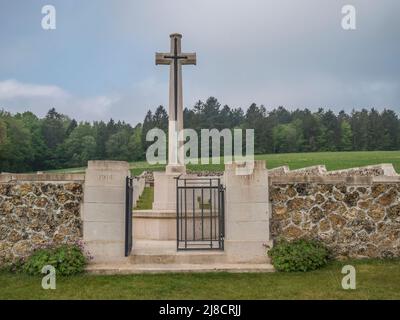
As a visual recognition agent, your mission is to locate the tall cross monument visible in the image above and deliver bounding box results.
[156,33,196,173]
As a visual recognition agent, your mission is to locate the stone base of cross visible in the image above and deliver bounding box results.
[166,163,186,175]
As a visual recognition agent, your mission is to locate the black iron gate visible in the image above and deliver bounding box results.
[176,177,225,250]
[125,176,133,256]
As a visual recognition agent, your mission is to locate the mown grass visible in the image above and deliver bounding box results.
[46,151,400,176]
[134,187,154,210]
[1,259,399,300]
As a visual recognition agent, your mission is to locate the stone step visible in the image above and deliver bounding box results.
[132,240,179,254]
[130,251,227,265]
[131,240,228,264]
[87,263,275,275]
[130,240,271,265]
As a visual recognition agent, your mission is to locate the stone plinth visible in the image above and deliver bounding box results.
[166,164,186,175]
[133,210,176,240]
[224,161,271,263]
[152,171,181,210]
[83,161,130,262]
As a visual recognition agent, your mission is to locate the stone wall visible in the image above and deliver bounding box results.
[2,162,400,265]
[270,176,400,259]
[0,174,84,264]
[325,164,398,177]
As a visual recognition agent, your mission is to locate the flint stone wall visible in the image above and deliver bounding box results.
[0,174,84,264]
[270,176,400,259]
[2,163,400,265]
[325,164,398,177]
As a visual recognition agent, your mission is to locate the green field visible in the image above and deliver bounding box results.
[48,151,400,176]
[1,259,399,300]
[134,187,154,210]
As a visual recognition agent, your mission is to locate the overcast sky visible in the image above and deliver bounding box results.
[0,0,399,124]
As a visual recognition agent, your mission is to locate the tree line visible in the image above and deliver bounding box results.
[1,97,399,172]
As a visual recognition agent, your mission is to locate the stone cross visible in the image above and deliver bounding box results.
[156,33,196,172]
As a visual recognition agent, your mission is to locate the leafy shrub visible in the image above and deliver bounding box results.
[22,244,89,276]
[268,239,329,272]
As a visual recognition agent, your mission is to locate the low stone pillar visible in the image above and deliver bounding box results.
[152,171,182,211]
[224,161,271,263]
[82,161,130,262]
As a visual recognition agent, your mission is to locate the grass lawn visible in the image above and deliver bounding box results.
[134,187,154,210]
[45,151,400,176]
[1,259,399,300]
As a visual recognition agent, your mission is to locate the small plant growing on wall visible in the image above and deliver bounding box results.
[268,239,330,272]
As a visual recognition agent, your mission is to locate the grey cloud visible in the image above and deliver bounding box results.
[1,0,399,123]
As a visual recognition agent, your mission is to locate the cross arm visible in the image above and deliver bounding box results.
[155,52,171,65]
[181,53,197,65]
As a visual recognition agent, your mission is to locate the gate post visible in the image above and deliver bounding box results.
[82,161,130,262]
[224,161,271,263]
